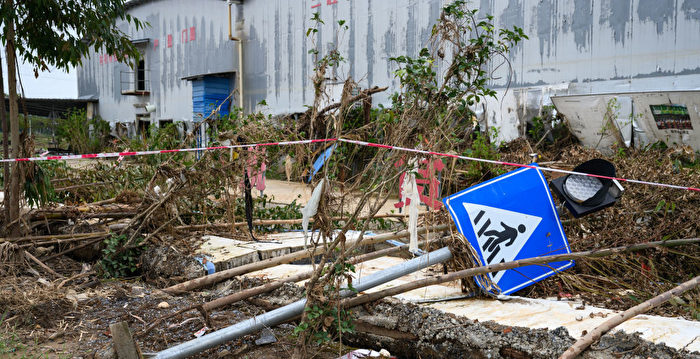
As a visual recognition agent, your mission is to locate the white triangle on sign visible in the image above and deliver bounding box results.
[463,203,542,282]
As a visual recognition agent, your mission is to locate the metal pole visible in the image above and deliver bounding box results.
[154,246,453,359]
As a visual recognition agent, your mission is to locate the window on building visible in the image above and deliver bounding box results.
[136,59,146,91]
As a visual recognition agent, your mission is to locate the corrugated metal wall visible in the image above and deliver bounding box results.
[77,0,700,142]
[77,0,237,131]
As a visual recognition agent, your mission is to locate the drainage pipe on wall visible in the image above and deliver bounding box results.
[227,0,244,110]
[153,246,454,359]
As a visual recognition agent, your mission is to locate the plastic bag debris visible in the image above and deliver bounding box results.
[401,172,420,253]
[193,326,208,338]
[337,348,394,359]
[301,178,325,247]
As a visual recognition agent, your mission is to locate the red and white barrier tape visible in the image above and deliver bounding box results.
[1,136,697,192]
[338,138,700,193]
[0,138,336,163]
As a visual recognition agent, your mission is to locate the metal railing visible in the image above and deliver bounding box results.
[120,70,151,95]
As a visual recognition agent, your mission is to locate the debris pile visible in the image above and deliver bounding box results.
[1,1,698,358]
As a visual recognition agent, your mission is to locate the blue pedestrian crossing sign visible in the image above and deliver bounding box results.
[443,164,574,295]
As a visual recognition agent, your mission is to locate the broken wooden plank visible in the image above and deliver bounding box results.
[109,321,142,359]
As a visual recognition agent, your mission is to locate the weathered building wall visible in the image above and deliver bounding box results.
[78,0,700,148]
[77,0,237,132]
[242,0,700,146]
[480,0,700,145]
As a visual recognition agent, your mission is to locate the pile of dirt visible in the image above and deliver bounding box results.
[140,245,204,283]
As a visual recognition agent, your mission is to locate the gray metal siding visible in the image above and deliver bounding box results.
[77,0,236,127]
[77,0,700,141]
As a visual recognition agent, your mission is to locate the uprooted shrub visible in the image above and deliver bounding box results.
[292,2,527,357]
[97,233,145,278]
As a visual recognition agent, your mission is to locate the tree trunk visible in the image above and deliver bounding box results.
[4,23,21,236]
[0,53,9,229]
[5,12,21,237]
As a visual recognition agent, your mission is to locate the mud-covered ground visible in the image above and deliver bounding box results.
[0,274,345,358]
[1,267,698,359]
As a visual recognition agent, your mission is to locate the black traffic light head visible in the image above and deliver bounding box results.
[551,159,623,218]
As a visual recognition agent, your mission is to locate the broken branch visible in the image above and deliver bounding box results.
[23,250,63,278]
[559,275,700,359]
[341,237,700,309]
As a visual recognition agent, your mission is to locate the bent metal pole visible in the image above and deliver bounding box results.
[154,246,453,359]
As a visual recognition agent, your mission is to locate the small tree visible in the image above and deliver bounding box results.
[1,0,144,236]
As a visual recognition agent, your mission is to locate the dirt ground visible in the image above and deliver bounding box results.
[1,141,699,358]
[2,272,697,359]
[0,274,347,359]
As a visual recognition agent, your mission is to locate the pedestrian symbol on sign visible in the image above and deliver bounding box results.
[464,203,543,282]
[443,165,572,295]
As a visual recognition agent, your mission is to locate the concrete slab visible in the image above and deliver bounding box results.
[249,256,700,352]
[197,236,259,271]
[198,231,376,272]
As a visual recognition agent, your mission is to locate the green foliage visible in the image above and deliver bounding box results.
[528,105,571,148]
[98,234,144,278]
[462,128,504,182]
[654,199,676,215]
[294,304,355,345]
[528,116,545,139]
[3,1,145,72]
[390,1,527,114]
[0,328,23,355]
[23,162,57,208]
[294,260,356,344]
[56,110,111,154]
[306,12,346,69]
[148,123,181,151]
[234,195,303,233]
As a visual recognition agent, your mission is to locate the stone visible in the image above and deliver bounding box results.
[157,301,170,309]
[254,328,277,345]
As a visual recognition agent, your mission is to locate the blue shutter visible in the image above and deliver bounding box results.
[192,76,232,122]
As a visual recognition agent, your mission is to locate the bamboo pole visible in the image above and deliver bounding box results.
[162,224,450,294]
[141,243,411,336]
[2,231,109,243]
[173,212,421,231]
[559,275,700,359]
[19,234,108,248]
[341,237,700,309]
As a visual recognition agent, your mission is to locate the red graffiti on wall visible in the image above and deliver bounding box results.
[311,0,338,9]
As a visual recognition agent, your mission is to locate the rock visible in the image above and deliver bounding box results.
[254,328,277,345]
[157,301,170,309]
[95,346,116,359]
[378,349,391,357]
